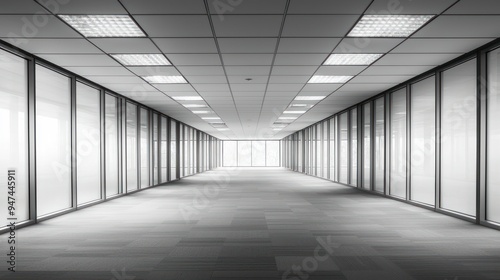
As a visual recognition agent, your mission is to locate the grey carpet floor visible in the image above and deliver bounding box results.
[1,167,500,280]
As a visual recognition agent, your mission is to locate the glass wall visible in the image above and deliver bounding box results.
[105,94,119,197]
[441,59,477,216]
[140,108,149,188]
[76,82,101,205]
[487,48,500,223]
[374,98,385,193]
[152,113,159,185]
[223,141,281,167]
[350,109,357,187]
[410,76,436,205]
[280,40,500,230]
[390,88,407,199]
[126,102,138,192]
[160,116,168,182]
[0,49,29,223]
[171,120,177,180]
[362,103,371,190]
[36,65,72,217]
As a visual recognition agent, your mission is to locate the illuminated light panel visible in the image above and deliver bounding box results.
[308,75,353,83]
[283,110,306,114]
[143,75,187,83]
[172,96,203,101]
[294,96,325,101]
[192,110,212,114]
[59,15,145,37]
[202,117,221,120]
[111,54,170,66]
[279,116,297,120]
[324,53,383,65]
[184,104,207,108]
[348,15,434,37]
[273,128,282,131]
[217,128,230,131]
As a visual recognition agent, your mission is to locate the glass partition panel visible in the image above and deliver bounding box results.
[339,113,348,184]
[140,108,149,188]
[441,59,477,216]
[266,141,280,167]
[374,98,385,193]
[171,120,177,180]
[363,103,371,189]
[76,82,101,204]
[390,88,407,199]
[487,48,500,223]
[350,109,358,186]
[238,141,252,166]
[252,141,266,166]
[105,94,119,197]
[223,141,237,166]
[126,102,138,192]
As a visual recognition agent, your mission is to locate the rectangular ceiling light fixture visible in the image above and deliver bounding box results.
[192,110,212,114]
[279,116,298,120]
[283,110,306,114]
[184,104,207,108]
[308,75,353,83]
[59,15,145,37]
[272,128,282,131]
[294,96,325,101]
[324,53,383,65]
[112,54,171,66]
[348,15,434,37]
[172,96,203,101]
[202,117,220,120]
[218,128,230,131]
[143,75,187,84]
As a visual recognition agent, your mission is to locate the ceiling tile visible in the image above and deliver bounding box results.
[14,39,101,54]
[349,75,413,84]
[392,38,494,53]
[218,38,278,53]
[168,54,221,65]
[155,84,196,92]
[288,0,371,14]
[84,76,145,84]
[89,38,159,53]
[209,0,287,15]
[192,84,231,92]
[134,15,213,37]
[274,53,328,66]
[414,15,500,38]
[277,38,341,53]
[121,0,207,14]
[37,54,120,67]
[271,66,317,75]
[269,76,310,84]
[0,0,50,14]
[231,84,267,91]
[154,38,218,53]
[267,84,304,91]
[359,65,434,76]
[228,76,269,84]
[225,66,271,75]
[366,0,456,14]
[212,15,283,37]
[65,66,135,76]
[302,84,343,92]
[445,0,500,14]
[282,15,359,37]
[44,0,127,14]
[185,76,228,83]
[0,15,80,38]
[374,53,460,66]
[222,54,274,65]
[177,66,225,75]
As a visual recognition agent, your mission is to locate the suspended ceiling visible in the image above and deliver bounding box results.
[1,0,499,139]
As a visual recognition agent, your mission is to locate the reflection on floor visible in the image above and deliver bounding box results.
[1,167,500,280]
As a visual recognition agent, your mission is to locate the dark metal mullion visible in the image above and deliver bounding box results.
[386,95,392,196]
[478,50,487,224]
[347,111,352,185]
[28,57,37,221]
[435,71,442,209]
[71,76,77,208]
[100,90,106,200]
[175,122,180,179]
[407,85,412,201]
[167,117,171,181]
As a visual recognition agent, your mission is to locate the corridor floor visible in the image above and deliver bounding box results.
[2,168,500,280]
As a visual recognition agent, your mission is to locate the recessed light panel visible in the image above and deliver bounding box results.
[112,54,170,66]
[348,15,434,37]
[143,76,187,84]
[202,117,221,120]
[283,110,306,114]
[324,54,383,65]
[192,110,211,114]
[294,96,325,101]
[308,75,353,83]
[218,128,229,131]
[172,96,203,101]
[279,116,297,120]
[184,104,207,108]
[59,15,145,37]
